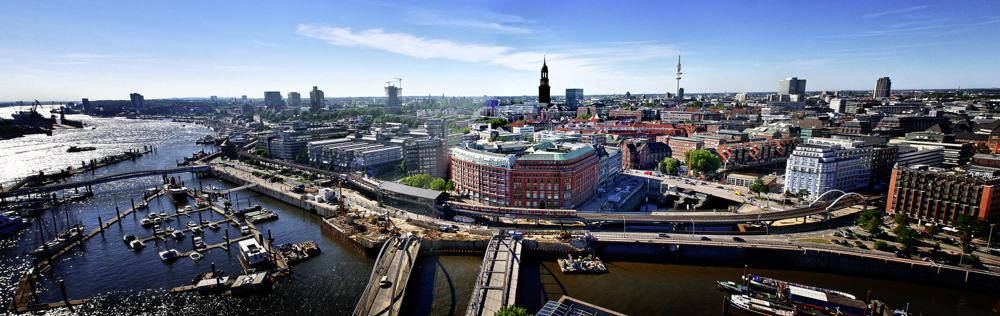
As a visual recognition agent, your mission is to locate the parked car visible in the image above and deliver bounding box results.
[700,236,711,241]
[988,249,1000,255]
[831,239,841,245]
[658,233,669,238]
[732,237,745,242]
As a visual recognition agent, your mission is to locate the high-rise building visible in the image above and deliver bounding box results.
[778,77,807,95]
[264,91,283,109]
[210,96,217,102]
[287,92,301,107]
[675,55,683,99]
[784,138,874,199]
[538,57,550,104]
[385,85,402,108]
[887,165,1000,225]
[241,95,248,103]
[129,93,144,114]
[309,86,325,112]
[566,88,583,106]
[874,77,891,99]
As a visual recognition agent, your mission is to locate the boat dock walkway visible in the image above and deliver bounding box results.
[178,235,253,257]
[353,235,421,316]
[465,234,522,316]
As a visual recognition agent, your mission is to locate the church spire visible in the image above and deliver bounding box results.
[538,56,550,104]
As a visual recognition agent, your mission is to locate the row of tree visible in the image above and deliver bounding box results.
[654,150,721,175]
[399,173,454,191]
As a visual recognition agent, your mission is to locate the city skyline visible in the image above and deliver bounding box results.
[2,1,999,101]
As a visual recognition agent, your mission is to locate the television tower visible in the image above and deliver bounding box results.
[675,54,682,99]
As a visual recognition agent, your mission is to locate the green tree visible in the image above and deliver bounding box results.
[893,212,910,228]
[658,157,680,175]
[858,209,885,237]
[952,214,988,237]
[254,125,272,132]
[493,306,532,316]
[295,147,310,164]
[399,159,407,174]
[797,189,810,201]
[961,231,974,255]
[682,149,720,174]
[873,240,890,251]
[445,179,455,191]
[925,224,939,236]
[895,227,920,253]
[401,174,434,188]
[749,179,770,196]
[429,178,447,191]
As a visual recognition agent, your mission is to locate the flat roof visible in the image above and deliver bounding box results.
[379,181,445,201]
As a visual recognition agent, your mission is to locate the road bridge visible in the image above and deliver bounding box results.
[0,165,210,199]
[353,235,421,316]
[466,234,521,316]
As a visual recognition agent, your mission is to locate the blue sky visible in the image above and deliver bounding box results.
[1,0,998,101]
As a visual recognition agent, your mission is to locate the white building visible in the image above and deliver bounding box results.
[511,126,535,140]
[784,138,874,199]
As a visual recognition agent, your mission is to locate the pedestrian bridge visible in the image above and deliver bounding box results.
[0,165,210,198]
[466,234,522,316]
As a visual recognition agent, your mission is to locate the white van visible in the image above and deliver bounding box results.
[380,276,391,287]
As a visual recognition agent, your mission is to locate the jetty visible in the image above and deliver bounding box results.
[465,234,522,316]
[353,234,421,316]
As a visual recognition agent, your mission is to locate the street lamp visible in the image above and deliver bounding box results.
[988,224,996,249]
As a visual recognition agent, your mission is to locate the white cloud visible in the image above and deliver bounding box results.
[253,40,280,47]
[296,24,539,70]
[410,9,532,33]
[862,6,930,19]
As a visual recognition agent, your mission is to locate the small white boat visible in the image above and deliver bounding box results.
[165,226,175,233]
[191,226,203,234]
[208,223,220,230]
[136,201,148,210]
[240,225,251,235]
[123,234,137,243]
[140,218,153,227]
[184,206,194,212]
[187,220,197,227]
[190,252,203,261]
[172,230,185,239]
[153,225,165,235]
[147,212,158,219]
[159,249,181,261]
[201,220,210,225]
[129,239,146,250]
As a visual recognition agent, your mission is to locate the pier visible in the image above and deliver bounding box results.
[353,235,421,316]
[465,234,522,316]
[0,165,210,199]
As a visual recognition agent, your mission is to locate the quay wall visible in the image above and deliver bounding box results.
[210,168,337,217]
[591,241,1000,293]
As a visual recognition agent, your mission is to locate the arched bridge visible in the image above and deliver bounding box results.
[1,165,210,198]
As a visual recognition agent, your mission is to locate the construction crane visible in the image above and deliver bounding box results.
[393,77,402,89]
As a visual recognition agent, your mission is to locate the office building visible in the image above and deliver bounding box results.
[538,58,551,104]
[897,146,945,168]
[264,125,349,160]
[210,96,217,102]
[386,85,402,108]
[784,138,873,199]
[287,92,301,107]
[450,142,600,209]
[241,95,247,103]
[778,77,807,95]
[264,91,283,109]
[887,165,1000,225]
[129,93,144,114]
[309,86,325,113]
[404,139,449,179]
[874,77,891,99]
[566,88,583,106]
[889,132,973,168]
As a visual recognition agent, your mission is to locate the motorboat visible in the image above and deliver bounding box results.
[165,226,175,233]
[140,218,154,227]
[208,223,220,230]
[123,234,137,243]
[129,239,146,250]
[193,237,207,248]
[201,220,210,225]
[68,192,93,201]
[136,201,148,210]
[240,225,251,235]
[148,212,158,219]
[172,230,185,240]
[144,188,158,197]
[184,206,194,213]
[0,214,31,237]
[159,249,181,261]
[158,211,167,217]
[190,252,203,261]
[154,225,165,235]
[187,220,198,227]
[191,226,203,234]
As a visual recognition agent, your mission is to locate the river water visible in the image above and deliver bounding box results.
[1,116,998,315]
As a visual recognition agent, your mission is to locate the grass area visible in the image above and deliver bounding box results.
[791,238,832,244]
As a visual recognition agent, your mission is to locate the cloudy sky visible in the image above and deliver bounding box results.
[1,0,998,101]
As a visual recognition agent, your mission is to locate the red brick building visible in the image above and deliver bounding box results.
[450,143,599,209]
[620,140,671,169]
[887,165,1000,225]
